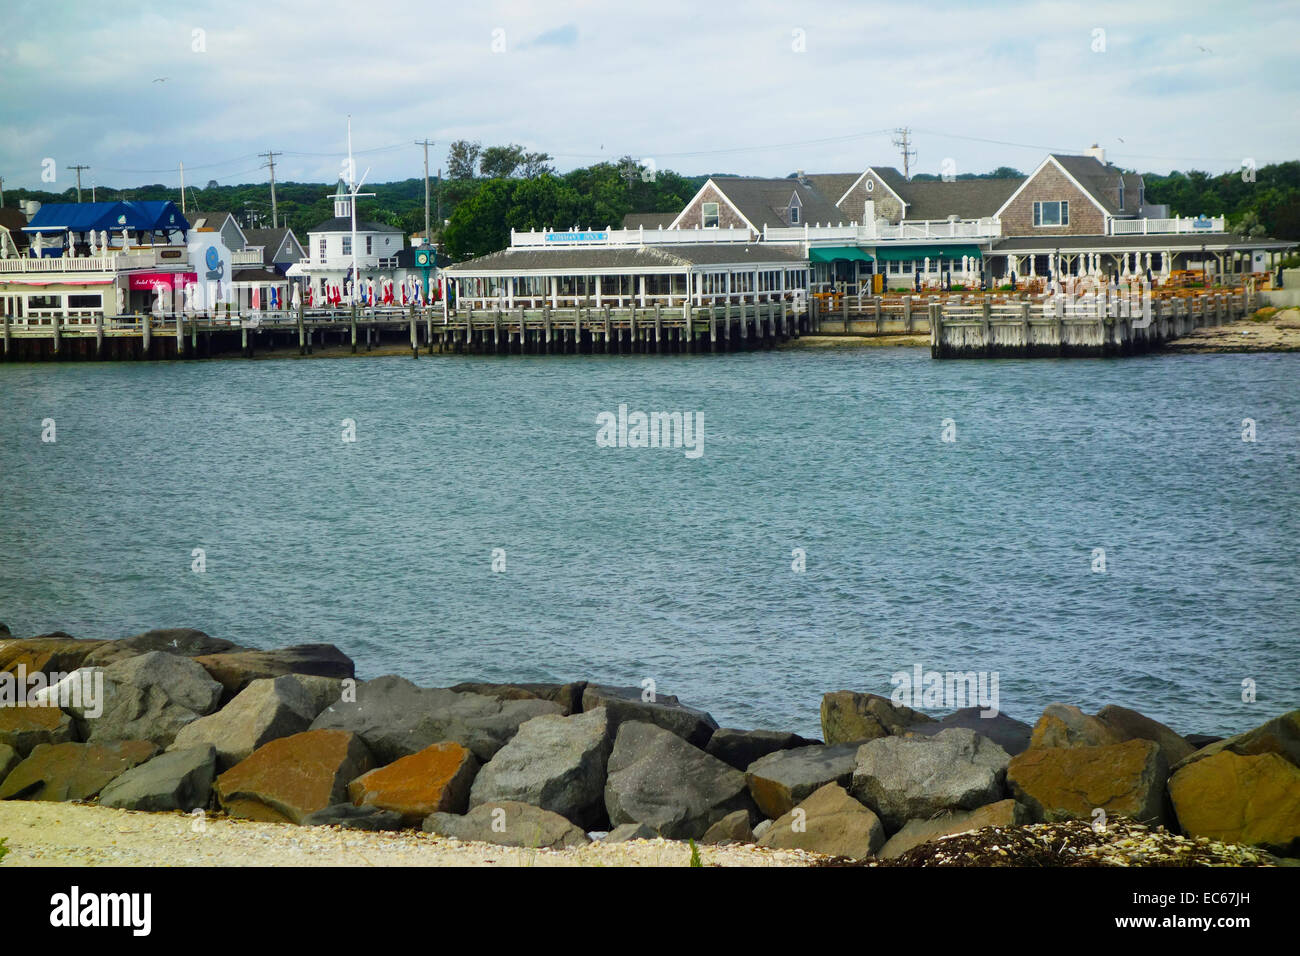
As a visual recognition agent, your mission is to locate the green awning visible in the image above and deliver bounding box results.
[873,244,984,261]
[809,246,873,263]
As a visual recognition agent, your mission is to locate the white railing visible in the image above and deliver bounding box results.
[295,255,402,270]
[1109,216,1226,235]
[765,218,1001,245]
[232,250,264,265]
[510,226,754,248]
[0,251,186,273]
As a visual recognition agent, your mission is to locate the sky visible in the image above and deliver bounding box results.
[2,0,1298,194]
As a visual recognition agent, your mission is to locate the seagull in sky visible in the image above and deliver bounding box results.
[152,76,168,83]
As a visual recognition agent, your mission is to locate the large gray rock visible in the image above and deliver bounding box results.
[303,803,405,831]
[879,799,1029,859]
[820,691,934,745]
[450,681,587,716]
[701,809,755,845]
[469,708,613,829]
[851,727,1011,831]
[745,743,860,819]
[758,783,886,859]
[309,675,563,764]
[97,745,217,812]
[51,652,223,748]
[604,822,658,843]
[604,721,754,840]
[83,628,242,667]
[581,684,718,748]
[169,675,328,770]
[904,707,1033,756]
[705,728,815,770]
[1096,705,1195,765]
[0,740,159,801]
[424,800,590,849]
[194,644,355,701]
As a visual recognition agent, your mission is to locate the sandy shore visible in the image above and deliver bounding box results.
[0,801,821,867]
[1164,308,1300,353]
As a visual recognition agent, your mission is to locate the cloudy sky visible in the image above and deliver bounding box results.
[3,0,1298,193]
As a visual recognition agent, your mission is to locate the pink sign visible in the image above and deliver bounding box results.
[127,271,197,291]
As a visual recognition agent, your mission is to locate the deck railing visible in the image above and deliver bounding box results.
[1108,216,1226,235]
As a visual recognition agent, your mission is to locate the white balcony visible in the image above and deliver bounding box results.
[765,218,1002,244]
[232,250,265,266]
[1108,216,1226,235]
[0,249,189,274]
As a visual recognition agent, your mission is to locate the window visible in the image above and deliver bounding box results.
[1118,182,1125,211]
[1033,201,1069,227]
[789,204,800,224]
[366,236,373,255]
[27,295,60,309]
[342,236,352,255]
[68,294,102,309]
[702,202,720,229]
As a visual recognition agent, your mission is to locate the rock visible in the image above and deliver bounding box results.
[214,729,374,824]
[1096,705,1194,764]
[309,675,562,764]
[1171,709,1300,773]
[169,675,326,770]
[879,799,1028,859]
[745,743,860,819]
[820,691,933,745]
[450,681,587,716]
[1007,739,1169,826]
[423,800,589,849]
[1029,703,1123,749]
[0,740,158,801]
[705,728,815,770]
[701,809,756,845]
[850,728,1010,831]
[302,803,404,831]
[581,684,718,748]
[57,652,224,748]
[752,819,773,840]
[0,623,9,638]
[604,720,754,839]
[347,741,479,824]
[0,635,108,676]
[903,707,1033,756]
[758,783,886,859]
[97,746,217,812]
[1168,750,1300,855]
[194,644,355,700]
[0,705,76,756]
[0,743,19,784]
[1185,734,1223,750]
[604,822,658,843]
[83,628,242,667]
[468,708,612,829]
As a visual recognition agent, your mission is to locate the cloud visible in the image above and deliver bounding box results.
[523,23,578,49]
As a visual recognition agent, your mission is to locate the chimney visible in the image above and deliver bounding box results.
[795,169,807,185]
[1084,144,1106,165]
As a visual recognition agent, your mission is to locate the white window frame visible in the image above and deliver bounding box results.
[1033,200,1069,227]
[701,202,720,229]
[789,204,800,224]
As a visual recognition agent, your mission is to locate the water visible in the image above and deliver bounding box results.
[1,348,1297,740]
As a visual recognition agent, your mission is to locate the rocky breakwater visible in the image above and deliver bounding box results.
[0,627,1295,863]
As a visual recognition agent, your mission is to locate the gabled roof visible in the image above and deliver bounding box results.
[1046,154,1141,216]
[444,242,808,274]
[244,227,303,263]
[190,210,238,231]
[703,177,844,229]
[802,173,860,206]
[621,212,678,229]
[892,177,1025,220]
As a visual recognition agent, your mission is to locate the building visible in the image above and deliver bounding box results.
[189,211,247,253]
[243,227,307,275]
[290,180,405,300]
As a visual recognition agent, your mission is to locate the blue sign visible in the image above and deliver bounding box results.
[1192,216,1213,230]
[545,231,608,243]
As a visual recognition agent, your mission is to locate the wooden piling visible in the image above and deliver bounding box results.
[175,312,184,357]
[95,312,104,358]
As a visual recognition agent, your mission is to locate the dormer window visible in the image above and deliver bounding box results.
[702,202,720,229]
[1118,182,1125,211]
[789,204,800,224]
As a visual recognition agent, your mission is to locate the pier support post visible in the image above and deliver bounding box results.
[654,305,662,354]
[297,298,307,355]
[241,323,248,357]
[95,312,104,358]
[2,309,9,360]
[930,303,943,358]
[51,317,60,357]
[426,307,434,354]
[409,304,419,359]
[175,312,184,357]
[142,315,151,358]
[350,305,358,353]
[544,307,552,354]
[493,310,501,354]
[604,308,612,354]
[874,296,883,334]
[903,296,912,333]
[710,310,718,352]
[981,298,992,357]
[1020,301,1031,352]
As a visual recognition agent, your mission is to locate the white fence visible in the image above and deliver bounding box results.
[1109,216,1226,235]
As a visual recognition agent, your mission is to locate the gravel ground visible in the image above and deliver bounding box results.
[0,802,821,867]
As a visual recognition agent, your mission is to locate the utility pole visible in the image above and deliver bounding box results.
[179,161,186,213]
[259,150,281,228]
[415,139,435,244]
[67,164,91,202]
[436,167,443,238]
[0,176,5,207]
[891,128,916,180]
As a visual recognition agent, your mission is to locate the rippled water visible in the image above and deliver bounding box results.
[2,347,1297,739]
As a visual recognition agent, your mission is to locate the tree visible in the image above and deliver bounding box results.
[446,140,482,180]
[480,144,526,179]
[443,178,516,259]
[520,151,555,178]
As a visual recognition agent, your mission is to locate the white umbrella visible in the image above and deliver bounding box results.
[33,233,43,255]
[292,283,301,310]
[115,286,125,313]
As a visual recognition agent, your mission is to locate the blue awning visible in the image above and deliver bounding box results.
[24,200,190,234]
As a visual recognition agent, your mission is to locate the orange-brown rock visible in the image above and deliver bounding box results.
[1168,750,1300,854]
[0,705,76,756]
[0,739,158,801]
[1029,703,1123,749]
[1007,739,1169,825]
[347,742,479,823]
[214,729,373,824]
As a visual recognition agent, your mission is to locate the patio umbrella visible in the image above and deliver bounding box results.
[292,284,301,310]
[270,286,279,310]
[252,286,261,311]
[115,286,125,312]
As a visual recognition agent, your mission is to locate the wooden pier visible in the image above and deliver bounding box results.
[0,301,808,362]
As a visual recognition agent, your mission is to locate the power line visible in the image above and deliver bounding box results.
[415,139,434,241]
[66,163,90,202]
[259,150,282,228]
[891,128,916,179]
